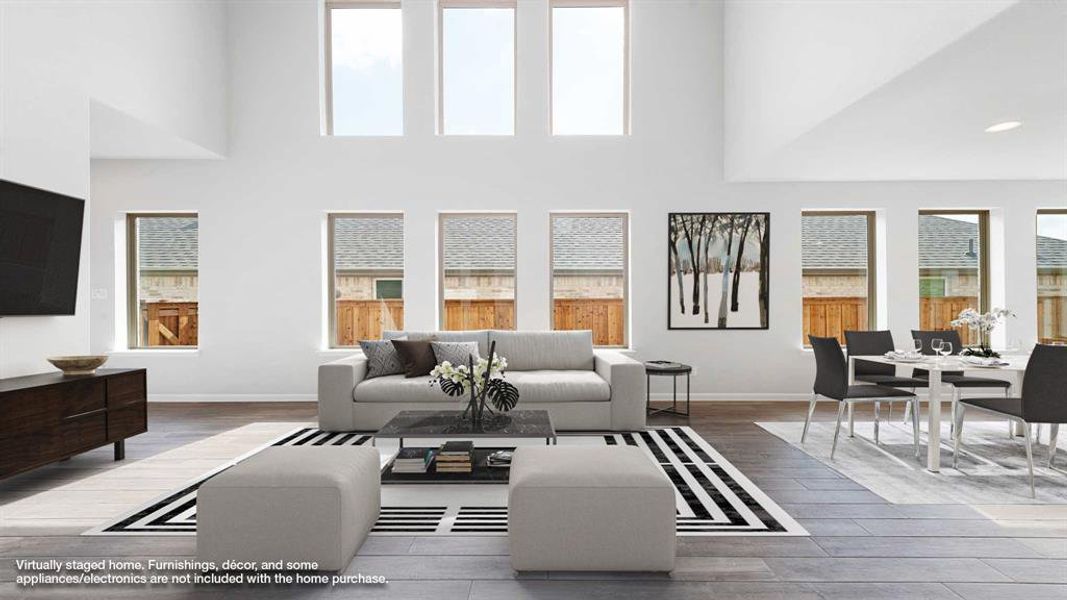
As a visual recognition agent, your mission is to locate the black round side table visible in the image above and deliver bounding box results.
[644,361,692,418]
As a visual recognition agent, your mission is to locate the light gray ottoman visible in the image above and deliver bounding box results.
[508,445,676,572]
[197,445,380,572]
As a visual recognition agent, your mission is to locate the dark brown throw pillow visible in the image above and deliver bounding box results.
[391,339,438,378]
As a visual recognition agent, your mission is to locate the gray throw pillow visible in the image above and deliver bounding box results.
[360,338,406,379]
[431,341,481,367]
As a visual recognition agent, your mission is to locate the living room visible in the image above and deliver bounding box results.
[1,0,1065,598]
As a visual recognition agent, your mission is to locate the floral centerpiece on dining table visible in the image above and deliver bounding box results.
[950,307,1014,358]
[429,341,519,427]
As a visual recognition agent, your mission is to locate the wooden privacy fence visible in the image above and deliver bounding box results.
[442,299,515,331]
[141,301,198,346]
[554,298,625,346]
[336,299,405,346]
[1038,296,1067,344]
[802,297,868,345]
[803,296,987,346]
[334,298,626,346]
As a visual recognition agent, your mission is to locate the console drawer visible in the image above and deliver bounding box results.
[61,413,108,455]
[107,372,146,408]
[108,403,147,442]
[62,380,106,418]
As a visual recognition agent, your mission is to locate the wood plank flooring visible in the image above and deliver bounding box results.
[1,401,1064,599]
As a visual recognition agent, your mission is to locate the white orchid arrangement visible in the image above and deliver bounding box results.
[429,341,519,423]
[950,307,1014,335]
[429,354,509,394]
[950,307,1014,357]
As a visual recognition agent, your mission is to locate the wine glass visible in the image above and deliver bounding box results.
[940,341,954,360]
[913,339,924,355]
[932,338,944,363]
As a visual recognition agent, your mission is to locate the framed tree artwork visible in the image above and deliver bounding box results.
[668,212,769,330]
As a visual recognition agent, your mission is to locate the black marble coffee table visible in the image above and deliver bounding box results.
[375,410,556,484]
[374,409,557,447]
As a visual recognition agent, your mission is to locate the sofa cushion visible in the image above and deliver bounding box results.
[354,370,610,404]
[355,375,460,403]
[489,331,594,371]
[385,330,490,357]
[391,339,438,378]
[359,339,405,379]
[503,371,609,403]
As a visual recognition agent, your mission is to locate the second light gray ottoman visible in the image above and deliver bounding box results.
[508,445,676,572]
[197,445,380,572]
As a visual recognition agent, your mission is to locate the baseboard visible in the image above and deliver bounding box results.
[648,393,811,402]
[149,394,316,403]
[151,392,950,403]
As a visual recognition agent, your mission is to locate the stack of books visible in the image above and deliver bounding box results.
[435,441,474,473]
[392,447,434,474]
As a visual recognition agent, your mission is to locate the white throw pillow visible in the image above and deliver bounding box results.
[431,341,481,367]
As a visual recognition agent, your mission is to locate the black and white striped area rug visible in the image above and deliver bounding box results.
[88,426,805,537]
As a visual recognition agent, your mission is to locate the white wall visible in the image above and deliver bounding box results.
[0,0,226,378]
[0,2,91,379]
[89,0,1067,400]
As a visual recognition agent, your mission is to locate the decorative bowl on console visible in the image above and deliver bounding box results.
[47,355,109,376]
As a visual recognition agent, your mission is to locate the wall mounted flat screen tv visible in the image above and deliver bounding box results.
[0,179,85,315]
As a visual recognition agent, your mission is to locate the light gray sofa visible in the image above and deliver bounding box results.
[318,330,646,431]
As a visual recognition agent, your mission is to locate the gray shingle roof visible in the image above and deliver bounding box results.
[552,215,625,271]
[138,213,1067,273]
[800,214,868,270]
[138,216,198,271]
[803,214,1067,270]
[333,216,404,271]
[441,215,516,272]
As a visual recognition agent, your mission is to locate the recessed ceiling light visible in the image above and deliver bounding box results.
[985,121,1022,133]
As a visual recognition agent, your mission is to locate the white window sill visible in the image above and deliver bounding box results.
[109,348,200,356]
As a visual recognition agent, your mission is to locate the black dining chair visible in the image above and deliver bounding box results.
[953,344,1067,498]
[844,330,930,389]
[912,329,1013,434]
[805,336,921,459]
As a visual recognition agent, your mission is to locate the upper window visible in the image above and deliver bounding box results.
[329,214,405,346]
[439,213,516,330]
[801,212,875,345]
[327,1,403,136]
[551,213,628,346]
[551,0,628,135]
[918,211,988,345]
[440,0,515,135]
[1037,210,1067,344]
[127,214,198,348]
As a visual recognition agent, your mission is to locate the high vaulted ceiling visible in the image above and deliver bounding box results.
[724,0,1067,181]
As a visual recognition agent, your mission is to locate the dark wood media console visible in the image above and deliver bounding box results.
[0,368,147,480]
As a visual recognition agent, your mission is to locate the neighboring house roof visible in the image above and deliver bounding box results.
[137,216,198,271]
[800,214,869,270]
[802,214,1067,270]
[441,215,517,272]
[552,216,625,272]
[333,216,404,271]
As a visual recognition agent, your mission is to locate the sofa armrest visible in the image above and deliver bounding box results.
[318,354,368,431]
[594,350,647,430]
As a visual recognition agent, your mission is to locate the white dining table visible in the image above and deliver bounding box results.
[849,354,1029,472]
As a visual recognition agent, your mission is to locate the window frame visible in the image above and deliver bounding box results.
[324,0,404,137]
[549,0,630,136]
[918,209,990,316]
[126,212,199,350]
[327,212,405,348]
[548,211,629,348]
[437,211,519,331]
[437,0,518,136]
[800,210,877,346]
[1035,208,1067,343]
[373,277,404,300]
